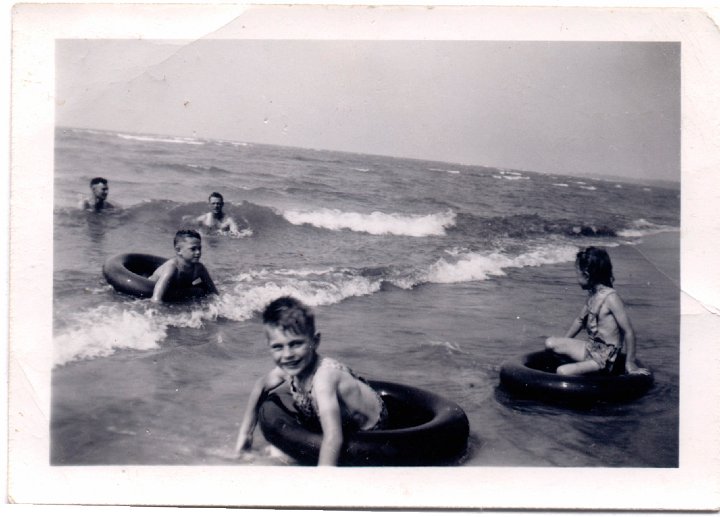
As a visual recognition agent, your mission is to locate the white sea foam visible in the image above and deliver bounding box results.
[444,246,470,257]
[579,185,597,191]
[427,340,464,352]
[233,267,335,283]
[218,276,382,321]
[553,183,569,187]
[53,306,168,366]
[617,218,678,238]
[494,172,528,181]
[116,133,205,145]
[423,244,578,284]
[53,300,227,366]
[283,208,456,237]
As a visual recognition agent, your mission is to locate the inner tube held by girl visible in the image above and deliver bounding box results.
[258,380,470,466]
[499,349,654,404]
[102,253,208,302]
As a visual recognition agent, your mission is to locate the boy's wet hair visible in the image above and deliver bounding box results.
[208,192,224,202]
[263,296,316,338]
[576,246,614,288]
[174,229,202,247]
[89,177,108,187]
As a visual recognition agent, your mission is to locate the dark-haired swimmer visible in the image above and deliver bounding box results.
[194,192,248,236]
[79,177,115,212]
[148,229,218,303]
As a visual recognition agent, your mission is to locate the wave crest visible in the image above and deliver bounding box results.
[617,219,678,238]
[116,133,205,145]
[423,245,578,284]
[54,306,167,366]
[283,208,456,237]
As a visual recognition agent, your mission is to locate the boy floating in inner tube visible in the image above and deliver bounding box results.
[545,247,650,376]
[235,296,387,466]
[149,229,218,303]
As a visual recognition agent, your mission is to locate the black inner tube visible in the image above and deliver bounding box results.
[258,380,470,466]
[499,350,654,405]
[102,253,208,301]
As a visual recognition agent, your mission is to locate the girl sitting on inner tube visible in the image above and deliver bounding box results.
[234,296,388,466]
[545,247,650,376]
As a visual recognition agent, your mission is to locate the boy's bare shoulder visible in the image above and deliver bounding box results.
[315,362,344,385]
[157,258,179,275]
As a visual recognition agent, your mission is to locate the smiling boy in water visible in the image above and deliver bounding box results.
[79,177,115,212]
[545,247,649,376]
[149,229,218,303]
[194,192,248,236]
[235,296,387,466]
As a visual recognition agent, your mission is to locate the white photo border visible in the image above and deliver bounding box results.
[8,3,720,510]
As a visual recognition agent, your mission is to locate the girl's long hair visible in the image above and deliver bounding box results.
[576,247,614,288]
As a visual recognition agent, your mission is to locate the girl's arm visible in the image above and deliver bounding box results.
[564,306,587,338]
[606,294,649,375]
[235,369,285,454]
[313,372,344,466]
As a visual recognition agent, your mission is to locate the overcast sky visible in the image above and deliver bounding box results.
[56,39,680,182]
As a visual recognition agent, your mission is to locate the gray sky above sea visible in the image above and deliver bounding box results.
[56,39,680,183]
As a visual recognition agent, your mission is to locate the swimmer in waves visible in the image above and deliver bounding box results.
[149,229,218,303]
[192,192,249,236]
[79,177,116,212]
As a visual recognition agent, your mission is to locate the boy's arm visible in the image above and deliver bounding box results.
[78,198,90,210]
[606,294,649,375]
[151,263,175,303]
[314,372,344,466]
[199,264,219,295]
[564,306,587,338]
[235,369,285,454]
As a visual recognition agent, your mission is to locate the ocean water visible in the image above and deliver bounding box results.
[51,127,680,467]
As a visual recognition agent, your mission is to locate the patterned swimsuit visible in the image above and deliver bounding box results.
[288,356,388,431]
[582,286,622,371]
